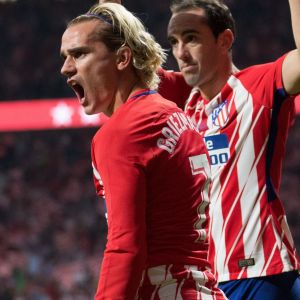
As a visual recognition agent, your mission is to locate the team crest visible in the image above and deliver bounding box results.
[211,100,229,127]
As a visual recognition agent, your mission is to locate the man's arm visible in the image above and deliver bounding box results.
[98,0,121,3]
[282,0,300,95]
[92,137,147,299]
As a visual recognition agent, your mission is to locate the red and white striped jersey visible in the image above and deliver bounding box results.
[159,54,300,282]
[91,89,227,299]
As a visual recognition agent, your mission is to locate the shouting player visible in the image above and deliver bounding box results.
[60,3,227,299]
[100,0,300,299]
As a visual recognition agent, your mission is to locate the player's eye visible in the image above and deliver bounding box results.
[168,37,178,47]
[73,51,85,59]
[186,34,197,43]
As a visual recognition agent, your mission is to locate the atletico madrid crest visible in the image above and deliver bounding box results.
[212,100,229,127]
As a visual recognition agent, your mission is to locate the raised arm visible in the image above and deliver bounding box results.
[282,0,300,95]
[98,0,121,3]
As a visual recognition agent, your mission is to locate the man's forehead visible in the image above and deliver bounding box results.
[168,10,207,36]
[62,21,100,46]
[63,23,89,41]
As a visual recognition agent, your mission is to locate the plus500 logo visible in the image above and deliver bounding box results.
[204,134,230,169]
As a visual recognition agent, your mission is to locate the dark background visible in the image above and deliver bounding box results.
[0,1,299,299]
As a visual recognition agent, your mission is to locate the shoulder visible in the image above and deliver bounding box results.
[93,93,183,150]
[158,68,184,82]
[124,92,181,124]
[233,54,288,89]
[236,54,287,80]
[228,54,290,107]
[158,68,192,109]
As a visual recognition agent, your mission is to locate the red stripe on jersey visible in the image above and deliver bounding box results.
[158,56,300,282]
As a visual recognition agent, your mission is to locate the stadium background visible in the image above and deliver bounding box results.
[0,0,299,298]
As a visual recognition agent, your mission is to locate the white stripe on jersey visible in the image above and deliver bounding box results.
[216,78,267,280]
[237,212,270,279]
[144,265,220,300]
[183,65,299,281]
[261,230,278,276]
[237,107,268,276]
[92,161,105,196]
[175,280,185,300]
[281,216,297,254]
[267,216,293,273]
[211,80,255,278]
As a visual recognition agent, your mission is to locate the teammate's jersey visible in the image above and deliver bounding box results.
[158,55,300,282]
[91,89,225,299]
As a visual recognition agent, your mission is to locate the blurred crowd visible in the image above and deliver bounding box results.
[0,0,295,101]
[0,129,107,299]
[0,0,299,299]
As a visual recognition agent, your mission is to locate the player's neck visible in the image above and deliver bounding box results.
[107,76,146,115]
[198,60,236,101]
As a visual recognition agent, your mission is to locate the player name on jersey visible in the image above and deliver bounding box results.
[157,111,198,154]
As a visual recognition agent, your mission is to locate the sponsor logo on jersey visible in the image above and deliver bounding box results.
[204,134,230,172]
[211,100,229,127]
[157,112,198,154]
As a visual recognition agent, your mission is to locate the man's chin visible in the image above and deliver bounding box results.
[82,105,95,115]
[84,104,105,116]
[183,75,199,88]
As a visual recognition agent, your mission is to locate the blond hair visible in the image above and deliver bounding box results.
[68,3,166,90]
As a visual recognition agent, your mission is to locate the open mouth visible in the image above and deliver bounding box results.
[71,83,85,103]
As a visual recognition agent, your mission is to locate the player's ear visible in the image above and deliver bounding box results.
[218,29,234,52]
[116,46,132,70]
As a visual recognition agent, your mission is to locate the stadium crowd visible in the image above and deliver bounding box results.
[0,129,106,299]
[0,0,299,299]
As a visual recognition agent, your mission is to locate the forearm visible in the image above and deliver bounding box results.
[289,0,300,50]
[96,235,146,299]
[281,0,300,94]
[98,0,121,4]
[93,147,147,299]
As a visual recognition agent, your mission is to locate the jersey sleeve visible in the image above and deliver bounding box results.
[158,68,192,109]
[91,145,105,198]
[92,128,149,299]
[240,54,290,108]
